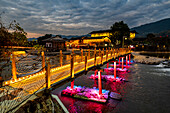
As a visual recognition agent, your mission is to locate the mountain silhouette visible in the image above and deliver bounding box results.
[131,18,170,37]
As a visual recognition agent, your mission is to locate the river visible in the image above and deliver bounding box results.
[51,61,170,113]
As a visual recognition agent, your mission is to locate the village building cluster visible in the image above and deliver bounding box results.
[42,30,136,51]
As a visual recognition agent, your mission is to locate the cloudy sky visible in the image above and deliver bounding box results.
[0,0,170,38]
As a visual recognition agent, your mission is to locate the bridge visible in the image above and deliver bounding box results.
[0,48,131,112]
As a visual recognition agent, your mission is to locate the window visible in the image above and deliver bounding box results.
[46,43,52,47]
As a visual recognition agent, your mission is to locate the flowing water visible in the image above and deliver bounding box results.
[52,62,170,113]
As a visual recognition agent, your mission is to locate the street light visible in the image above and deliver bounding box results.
[122,36,127,48]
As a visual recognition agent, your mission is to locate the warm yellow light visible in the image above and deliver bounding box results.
[130,33,135,39]
[13,51,26,56]
[91,32,111,37]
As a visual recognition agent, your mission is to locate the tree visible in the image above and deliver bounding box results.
[0,12,28,57]
[147,33,155,39]
[0,13,28,47]
[38,34,52,45]
[110,21,130,47]
[145,33,156,45]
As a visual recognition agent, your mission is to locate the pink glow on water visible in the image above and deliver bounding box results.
[104,67,128,73]
[93,79,97,87]
[110,64,131,69]
[90,74,126,82]
[61,85,109,103]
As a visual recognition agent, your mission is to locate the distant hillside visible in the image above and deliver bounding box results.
[27,38,37,41]
[61,34,91,39]
[131,18,170,37]
[27,34,90,41]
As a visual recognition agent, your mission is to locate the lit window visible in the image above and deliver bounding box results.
[46,43,52,47]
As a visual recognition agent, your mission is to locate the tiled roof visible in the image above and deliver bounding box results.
[42,35,65,42]
[89,29,112,34]
[84,37,104,39]
[89,29,138,34]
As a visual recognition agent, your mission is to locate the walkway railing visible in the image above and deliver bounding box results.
[0,47,131,112]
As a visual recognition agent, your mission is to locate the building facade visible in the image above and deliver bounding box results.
[42,35,66,51]
[66,29,137,48]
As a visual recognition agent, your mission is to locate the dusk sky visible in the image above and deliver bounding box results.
[0,0,170,38]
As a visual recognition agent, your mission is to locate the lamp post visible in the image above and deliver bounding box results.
[122,36,127,48]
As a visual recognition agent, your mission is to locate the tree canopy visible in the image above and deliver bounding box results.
[37,34,52,45]
[0,14,28,47]
[0,13,29,58]
[110,21,130,47]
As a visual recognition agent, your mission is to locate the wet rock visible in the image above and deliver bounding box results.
[132,52,166,65]
[15,96,64,113]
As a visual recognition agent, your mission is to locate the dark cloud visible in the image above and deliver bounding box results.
[0,0,170,37]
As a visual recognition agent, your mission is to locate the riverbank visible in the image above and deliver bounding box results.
[15,95,64,113]
[132,52,167,65]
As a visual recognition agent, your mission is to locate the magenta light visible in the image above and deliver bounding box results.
[126,55,128,66]
[122,57,124,70]
[95,70,97,78]
[90,74,126,82]
[107,62,109,68]
[98,71,102,95]
[114,61,116,79]
[71,80,74,89]
[61,85,109,103]
[119,57,120,66]
[129,54,131,64]
[109,64,131,69]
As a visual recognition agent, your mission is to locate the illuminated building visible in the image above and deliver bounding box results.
[42,35,66,51]
[129,30,138,39]
[67,30,137,48]
[67,36,111,48]
[90,29,137,39]
[90,30,112,38]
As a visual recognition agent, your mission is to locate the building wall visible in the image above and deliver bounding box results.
[91,31,136,39]
[130,33,135,39]
[83,37,111,44]
[45,41,66,51]
[91,32,112,37]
